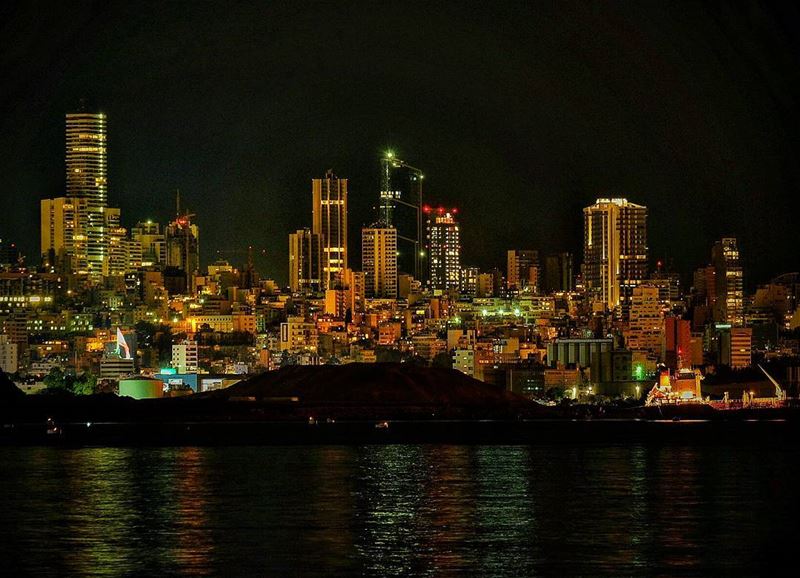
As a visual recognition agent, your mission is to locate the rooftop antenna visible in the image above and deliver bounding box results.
[176,189,181,217]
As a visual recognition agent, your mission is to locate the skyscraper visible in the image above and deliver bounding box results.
[507,250,539,292]
[41,197,80,272]
[131,221,167,268]
[544,252,574,293]
[379,153,424,279]
[312,170,348,290]
[664,316,692,369]
[712,237,744,326]
[362,225,398,298]
[105,207,127,277]
[288,228,321,293]
[165,200,200,293]
[65,111,107,279]
[583,198,647,315]
[426,207,461,292]
[625,285,663,361]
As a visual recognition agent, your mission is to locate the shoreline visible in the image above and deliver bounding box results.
[4,416,800,447]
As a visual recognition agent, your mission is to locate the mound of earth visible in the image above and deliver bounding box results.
[209,363,530,407]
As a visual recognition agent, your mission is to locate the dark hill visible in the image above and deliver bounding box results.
[207,363,529,406]
[1,364,552,429]
[0,372,24,402]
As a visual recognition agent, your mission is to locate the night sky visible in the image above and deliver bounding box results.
[2,1,800,286]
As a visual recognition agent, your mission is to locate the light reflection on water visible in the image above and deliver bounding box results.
[1,444,797,575]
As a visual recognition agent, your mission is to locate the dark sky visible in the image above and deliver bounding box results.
[2,1,800,286]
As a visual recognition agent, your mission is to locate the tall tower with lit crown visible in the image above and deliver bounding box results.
[426,207,461,292]
[583,198,647,316]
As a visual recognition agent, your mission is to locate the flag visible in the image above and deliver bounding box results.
[116,327,131,360]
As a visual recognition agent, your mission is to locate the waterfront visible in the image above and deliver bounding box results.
[1,444,798,576]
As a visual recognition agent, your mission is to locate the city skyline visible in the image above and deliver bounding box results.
[6,106,797,292]
[5,5,800,576]
[3,3,800,286]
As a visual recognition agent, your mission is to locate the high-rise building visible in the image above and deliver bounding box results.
[583,198,647,315]
[729,327,752,369]
[41,197,80,272]
[125,237,142,273]
[65,111,108,279]
[312,170,348,290]
[131,221,166,268]
[362,225,398,298]
[460,267,479,297]
[342,268,365,314]
[379,153,424,278]
[476,272,494,297]
[649,266,682,306]
[288,228,321,293]
[165,213,200,293]
[426,207,461,292]
[105,208,127,277]
[712,237,744,327]
[544,252,574,293]
[625,285,663,360]
[664,316,692,369]
[507,250,539,292]
[324,268,364,319]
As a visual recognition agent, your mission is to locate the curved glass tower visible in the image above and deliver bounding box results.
[65,112,107,278]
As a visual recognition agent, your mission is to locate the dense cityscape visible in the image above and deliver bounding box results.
[1,108,797,403]
[6,3,800,575]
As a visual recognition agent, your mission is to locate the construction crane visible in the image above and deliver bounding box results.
[379,151,425,279]
[215,246,267,264]
[758,364,787,400]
